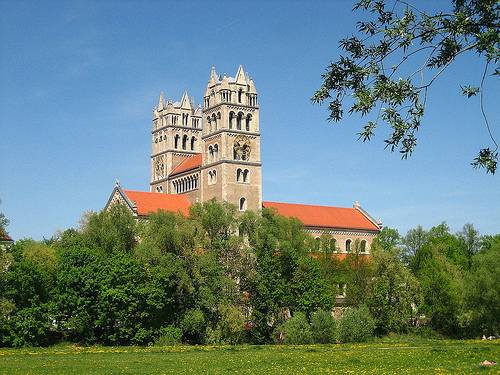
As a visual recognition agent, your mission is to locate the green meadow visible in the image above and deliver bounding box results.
[0,338,499,374]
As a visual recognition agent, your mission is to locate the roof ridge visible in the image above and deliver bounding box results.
[263,200,356,210]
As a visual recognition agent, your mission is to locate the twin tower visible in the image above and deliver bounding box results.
[150,65,262,212]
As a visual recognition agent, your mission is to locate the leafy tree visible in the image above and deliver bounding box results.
[291,257,334,316]
[457,223,482,269]
[415,244,465,336]
[464,242,500,335]
[368,245,422,334]
[402,225,428,265]
[373,227,401,252]
[80,204,137,254]
[313,0,499,173]
[344,242,374,306]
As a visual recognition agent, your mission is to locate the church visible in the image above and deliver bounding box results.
[106,65,382,254]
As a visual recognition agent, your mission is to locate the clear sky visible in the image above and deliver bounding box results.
[1,0,499,240]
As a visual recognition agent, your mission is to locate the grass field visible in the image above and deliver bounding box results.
[0,337,499,374]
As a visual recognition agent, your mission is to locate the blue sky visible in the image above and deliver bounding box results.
[1,0,499,240]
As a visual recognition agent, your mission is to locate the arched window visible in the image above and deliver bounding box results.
[211,113,217,131]
[243,169,249,183]
[330,238,337,252]
[239,197,247,211]
[217,112,221,130]
[238,89,243,103]
[174,134,180,149]
[229,111,235,129]
[246,114,252,131]
[212,170,217,183]
[207,116,211,132]
[345,239,352,253]
[360,240,367,253]
[191,136,196,151]
[213,144,219,160]
[237,112,243,130]
[208,146,214,163]
[236,168,242,182]
[182,135,188,150]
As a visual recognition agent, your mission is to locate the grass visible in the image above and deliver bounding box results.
[0,337,499,374]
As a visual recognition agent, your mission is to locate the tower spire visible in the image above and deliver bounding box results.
[180,91,192,110]
[209,66,218,85]
[158,91,165,109]
[235,65,247,84]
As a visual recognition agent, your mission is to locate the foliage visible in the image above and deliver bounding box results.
[313,0,499,173]
[368,245,422,334]
[337,305,375,343]
[310,309,337,344]
[0,199,9,237]
[80,204,137,254]
[0,200,498,347]
[276,312,313,344]
[155,325,182,346]
[414,244,465,336]
[464,242,500,335]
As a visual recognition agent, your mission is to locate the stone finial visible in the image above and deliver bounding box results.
[158,91,165,109]
[115,178,121,188]
[209,66,218,84]
[353,200,360,208]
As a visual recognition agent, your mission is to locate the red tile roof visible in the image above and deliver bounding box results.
[170,153,202,177]
[123,190,191,216]
[262,201,380,231]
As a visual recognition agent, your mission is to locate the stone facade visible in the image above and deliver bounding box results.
[149,66,262,212]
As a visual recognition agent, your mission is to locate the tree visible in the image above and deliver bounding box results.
[464,242,500,335]
[457,223,482,269]
[368,245,422,334]
[80,204,137,254]
[414,244,465,336]
[313,0,499,173]
[402,225,428,265]
[0,199,9,237]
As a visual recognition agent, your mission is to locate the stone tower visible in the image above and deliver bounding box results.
[150,92,202,193]
[200,65,262,212]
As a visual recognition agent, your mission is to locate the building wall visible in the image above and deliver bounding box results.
[307,228,378,254]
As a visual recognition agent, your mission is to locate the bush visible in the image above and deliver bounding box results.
[9,304,57,347]
[218,304,245,344]
[181,309,205,343]
[337,305,375,343]
[311,309,336,344]
[277,312,313,344]
[155,325,182,346]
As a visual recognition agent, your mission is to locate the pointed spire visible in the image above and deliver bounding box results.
[180,91,192,110]
[158,91,165,109]
[235,65,247,84]
[209,66,218,85]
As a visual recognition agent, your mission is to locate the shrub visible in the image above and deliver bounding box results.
[218,304,245,344]
[277,312,313,344]
[337,305,375,343]
[9,304,57,347]
[181,309,205,343]
[311,309,336,344]
[155,325,182,346]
